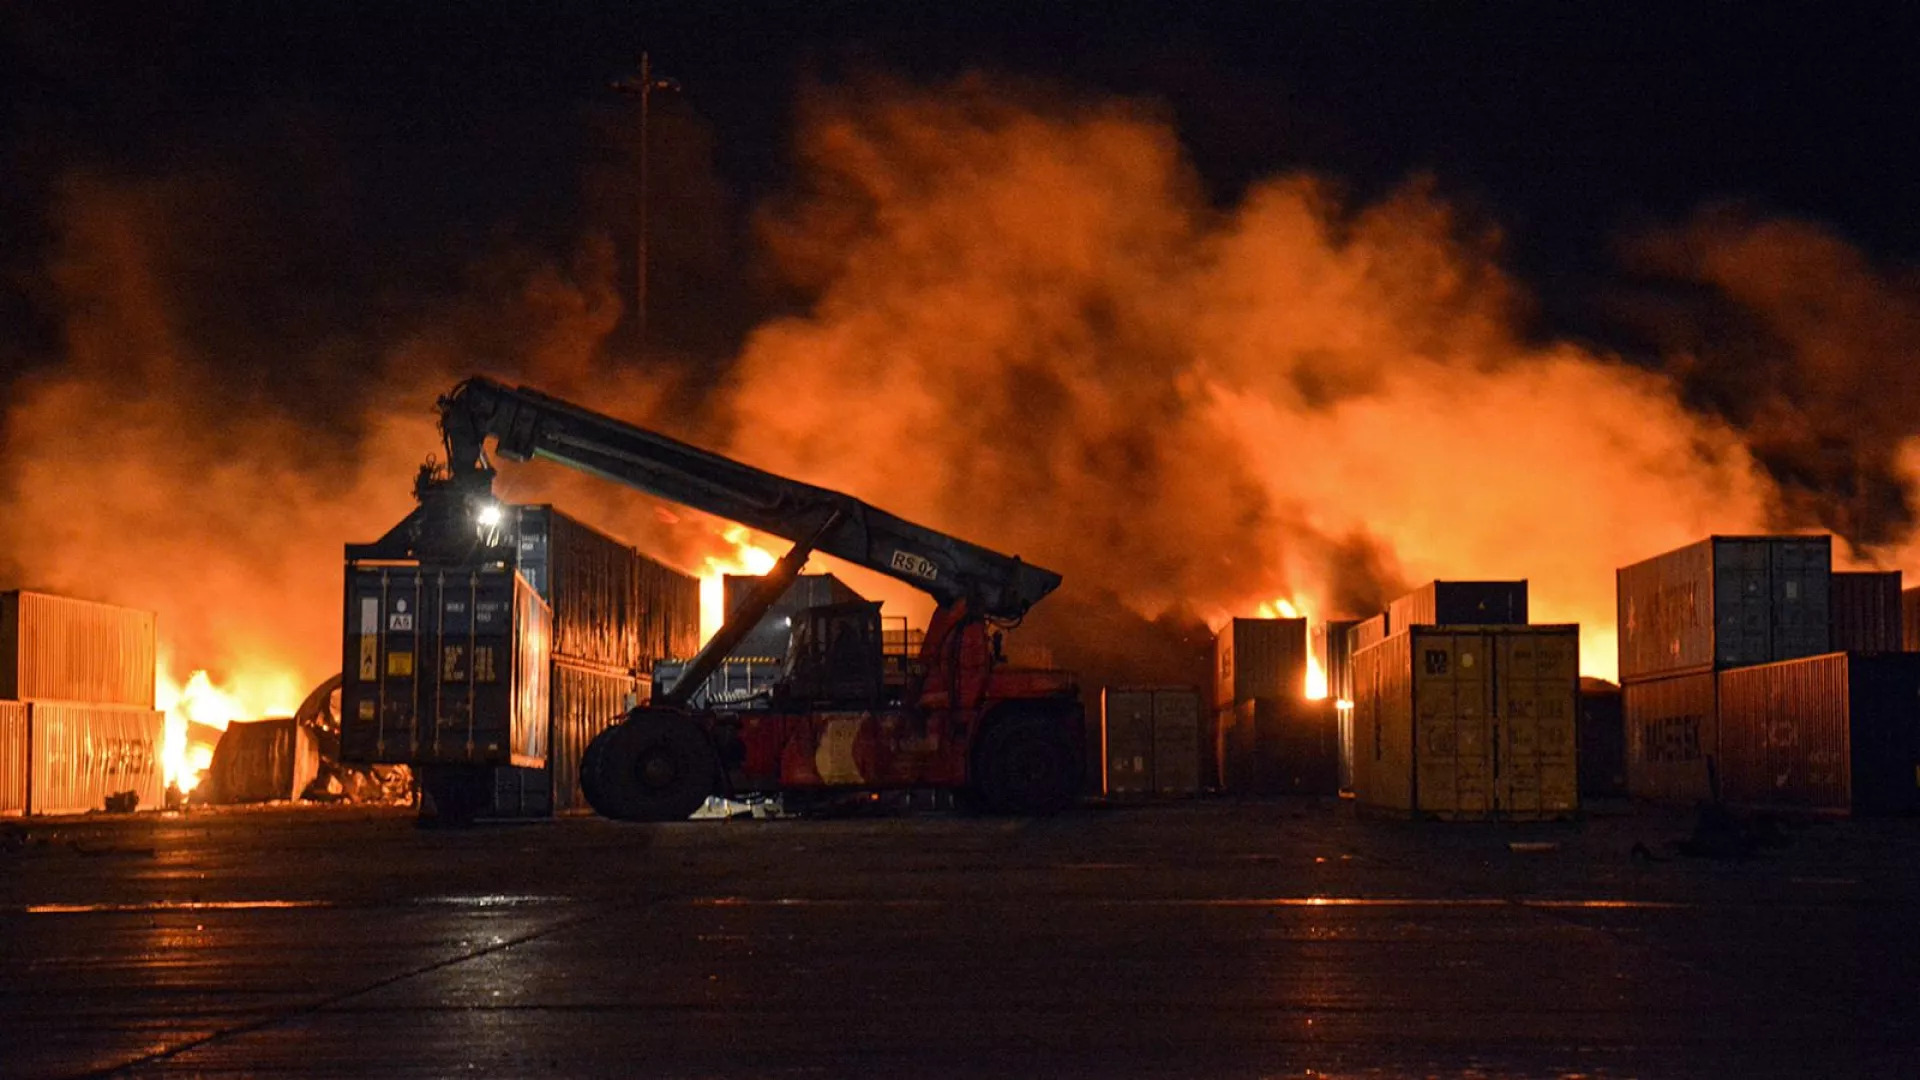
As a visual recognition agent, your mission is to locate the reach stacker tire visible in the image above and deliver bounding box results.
[972,714,1082,816]
[582,713,718,822]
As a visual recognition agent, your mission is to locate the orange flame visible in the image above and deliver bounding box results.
[156,660,302,793]
[697,525,780,646]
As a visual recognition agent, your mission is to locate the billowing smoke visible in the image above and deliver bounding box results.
[723,81,1778,676]
[5,75,1918,704]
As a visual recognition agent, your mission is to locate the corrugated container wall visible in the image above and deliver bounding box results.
[1903,587,1920,651]
[515,506,699,671]
[26,702,165,814]
[1388,581,1528,630]
[1214,618,1307,708]
[0,700,26,814]
[0,592,157,708]
[1101,688,1153,797]
[339,565,552,768]
[1151,688,1204,796]
[1830,571,1903,652]
[1214,706,1255,793]
[1623,671,1718,805]
[550,663,646,812]
[1351,625,1579,820]
[1617,536,1831,682]
[1717,652,1920,815]
[1349,614,1389,657]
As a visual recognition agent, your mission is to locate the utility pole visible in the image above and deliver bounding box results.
[612,53,681,358]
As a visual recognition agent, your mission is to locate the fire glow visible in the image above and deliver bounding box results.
[697,526,779,646]
[1254,597,1329,700]
[156,661,302,793]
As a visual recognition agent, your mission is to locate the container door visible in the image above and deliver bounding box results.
[1150,690,1202,796]
[1413,631,1492,817]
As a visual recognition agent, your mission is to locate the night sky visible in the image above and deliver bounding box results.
[5,4,1915,372]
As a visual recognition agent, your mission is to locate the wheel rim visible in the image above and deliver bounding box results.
[639,747,681,791]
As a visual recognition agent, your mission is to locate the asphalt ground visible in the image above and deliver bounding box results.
[4,798,1918,1079]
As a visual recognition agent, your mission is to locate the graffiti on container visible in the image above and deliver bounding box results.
[1640,715,1702,762]
[86,736,157,779]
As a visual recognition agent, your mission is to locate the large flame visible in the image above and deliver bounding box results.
[156,660,303,793]
[697,526,780,646]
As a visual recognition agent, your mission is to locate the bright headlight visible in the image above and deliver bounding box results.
[476,503,503,527]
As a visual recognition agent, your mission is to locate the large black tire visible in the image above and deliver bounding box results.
[584,715,718,822]
[972,715,1082,816]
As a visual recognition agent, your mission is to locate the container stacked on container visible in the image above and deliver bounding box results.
[1615,536,1832,805]
[1349,580,1579,820]
[1100,686,1205,798]
[1212,618,1336,796]
[1667,555,1917,817]
[0,592,165,815]
[340,504,699,817]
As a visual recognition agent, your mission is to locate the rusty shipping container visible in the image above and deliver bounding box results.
[548,661,646,812]
[1239,697,1340,796]
[1830,571,1903,653]
[1100,686,1204,797]
[1388,581,1528,631]
[0,700,26,814]
[205,718,321,804]
[1351,625,1579,820]
[1348,613,1390,657]
[1623,671,1718,805]
[1904,586,1920,651]
[340,565,552,768]
[1577,678,1627,798]
[1717,652,1920,815]
[1616,535,1831,683]
[26,702,165,814]
[1,591,157,708]
[515,506,700,671]
[1214,618,1308,708]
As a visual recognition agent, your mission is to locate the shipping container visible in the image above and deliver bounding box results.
[1100,686,1204,797]
[205,718,321,804]
[1348,614,1389,657]
[25,702,165,815]
[723,573,866,661]
[1616,535,1831,682]
[1152,688,1204,796]
[1716,652,1920,815]
[1313,618,1361,704]
[1904,586,1920,651]
[1214,706,1256,794]
[0,700,26,815]
[1335,700,1355,792]
[0,592,157,708]
[514,506,700,671]
[340,565,552,767]
[1388,581,1528,630]
[1622,671,1718,805]
[549,660,646,812]
[1239,697,1340,796]
[1830,571,1903,653]
[1213,618,1307,708]
[1351,625,1579,820]
[1577,678,1626,798]
[1101,688,1153,797]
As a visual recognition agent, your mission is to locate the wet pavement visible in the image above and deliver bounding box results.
[4,799,1919,1078]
